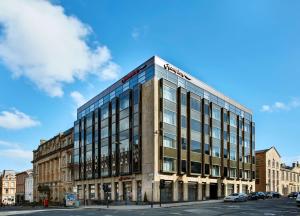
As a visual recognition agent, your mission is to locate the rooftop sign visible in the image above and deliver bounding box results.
[122,64,147,83]
[164,64,191,80]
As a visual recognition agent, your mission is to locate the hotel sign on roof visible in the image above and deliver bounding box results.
[163,63,191,81]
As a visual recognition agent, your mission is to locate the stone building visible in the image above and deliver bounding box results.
[32,128,73,204]
[280,163,300,195]
[255,146,300,195]
[25,170,33,203]
[73,56,256,204]
[0,170,16,205]
[16,171,29,204]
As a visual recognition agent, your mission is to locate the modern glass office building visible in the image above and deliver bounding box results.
[73,56,255,203]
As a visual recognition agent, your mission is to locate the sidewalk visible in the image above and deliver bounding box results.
[82,199,223,210]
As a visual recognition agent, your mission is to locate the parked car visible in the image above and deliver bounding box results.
[265,192,273,199]
[272,192,281,198]
[296,193,300,206]
[257,192,266,199]
[248,192,259,200]
[224,193,248,202]
[288,192,299,198]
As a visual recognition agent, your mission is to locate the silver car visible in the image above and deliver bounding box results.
[224,193,248,202]
[296,193,300,207]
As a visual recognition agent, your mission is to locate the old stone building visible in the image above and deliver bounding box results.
[0,170,16,205]
[281,162,300,195]
[255,146,300,195]
[32,128,73,204]
[16,170,31,204]
[25,170,33,203]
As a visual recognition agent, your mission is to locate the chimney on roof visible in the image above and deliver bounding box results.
[292,163,296,168]
[40,139,46,145]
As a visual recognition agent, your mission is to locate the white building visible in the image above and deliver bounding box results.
[25,171,33,203]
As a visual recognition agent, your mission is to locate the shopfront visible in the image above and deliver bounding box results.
[123,181,132,201]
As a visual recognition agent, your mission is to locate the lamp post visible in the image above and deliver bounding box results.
[151,180,154,208]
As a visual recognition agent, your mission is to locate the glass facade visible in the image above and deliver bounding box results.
[74,56,255,183]
[159,78,255,180]
[74,85,142,180]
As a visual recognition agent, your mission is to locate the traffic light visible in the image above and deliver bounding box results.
[159,179,166,189]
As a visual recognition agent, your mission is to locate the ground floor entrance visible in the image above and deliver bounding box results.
[210,183,218,199]
[75,176,254,204]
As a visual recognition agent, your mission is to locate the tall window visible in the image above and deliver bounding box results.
[212,145,220,157]
[230,114,237,127]
[230,168,237,178]
[212,127,221,139]
[212,165,220,177]
[163,157,175,172]
[120,94,130,110]
[163,85,176,102]
[163,132,176,148]
[101,105,109,120]
[163,109,176,125]
[230,148,236,161]
[212,107,221,121]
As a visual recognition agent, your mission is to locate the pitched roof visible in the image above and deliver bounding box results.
[255,146,281,157]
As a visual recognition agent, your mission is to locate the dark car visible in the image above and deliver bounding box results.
[265,192,273,199]
[257,192,266,199]
[288,192,299,198]
[272,192,281,198]
[248,192,259,200]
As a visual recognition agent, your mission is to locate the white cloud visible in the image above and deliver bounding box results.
[0,140,32,171]
[70,91,87,107]
[0,140,20,148]
[99,62,120,80]
[261,105,271,112]
[131,26,148,40]
[131,28,140,40]
[261,97,300,112]
[0,108,40,129]
[0,148,32,160]
[0,0,120,97]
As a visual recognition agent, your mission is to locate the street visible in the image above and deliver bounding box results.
[0,198,299,216]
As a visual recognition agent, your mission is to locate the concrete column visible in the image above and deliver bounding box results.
[224,184,228,196]
[100,182,105,200]
[183,182,188,201]
[239,183,242,193]
[234,183,238,193]
[119,181,123,201]
[95,183,99,200]
[205,183,210,199]
[85,184,89,200]
[217,181,222,198]
[153,181,160,202]
[173,181,178,202]
[111,182,115,201]
[132,180,137,201]
[198,183,203,200]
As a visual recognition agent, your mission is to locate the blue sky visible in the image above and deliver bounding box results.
[0,0,300,171]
